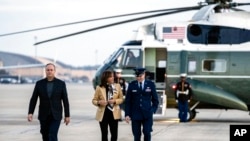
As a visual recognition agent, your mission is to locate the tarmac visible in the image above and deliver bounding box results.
[1,83,250,141]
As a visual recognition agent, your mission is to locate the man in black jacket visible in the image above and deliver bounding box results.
[27,63,70,141]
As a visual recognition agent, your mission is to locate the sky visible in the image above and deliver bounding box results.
[0,0,249,67]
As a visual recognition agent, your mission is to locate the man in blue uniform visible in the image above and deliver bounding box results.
[125,68,159,141]
[175,73,193,122]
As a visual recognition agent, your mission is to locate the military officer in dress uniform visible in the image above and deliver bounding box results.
[114,69,127,121]
[175,73,193,122]
[114,69,127,97]
[125,68,159,141]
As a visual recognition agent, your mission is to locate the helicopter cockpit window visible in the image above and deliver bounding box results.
[123,49,142,68]
[103,48,124,64]
[202,59,226,72]
[115,54,123,68]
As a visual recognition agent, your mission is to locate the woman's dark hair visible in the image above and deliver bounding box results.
[100,70,113,87]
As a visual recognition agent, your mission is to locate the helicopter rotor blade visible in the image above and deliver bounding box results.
[226,3,250,11]
[235,3,250,7]
[0,6,200,37]
[231,7,244,11]
[35,7,201,45]
[2,2,248,37]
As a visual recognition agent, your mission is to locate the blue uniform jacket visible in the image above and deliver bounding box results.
[125,79,159,120]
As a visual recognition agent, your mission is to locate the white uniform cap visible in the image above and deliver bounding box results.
[114,69,122,73]
[180,73,187,77]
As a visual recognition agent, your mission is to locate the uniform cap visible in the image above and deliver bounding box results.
[180,73,187,77]
[133,68,146,76]
[114,69,122,73]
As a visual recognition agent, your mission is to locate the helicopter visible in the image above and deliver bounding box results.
[1,0,250,121]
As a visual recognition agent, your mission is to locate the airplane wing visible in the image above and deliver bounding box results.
[0,64,44,70]
[188,79,248,111]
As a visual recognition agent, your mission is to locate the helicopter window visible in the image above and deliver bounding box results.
[207,26,220,44]
[188,25,202,36]
[187,24,250,44]
[124,49,142,68]
[103,48,124,64]
[158,60,166,68]
[202,59,226,72]
[115,55,123,68]
[188,61,197,73]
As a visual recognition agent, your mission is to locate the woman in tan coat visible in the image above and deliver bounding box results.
[92,70,123,141]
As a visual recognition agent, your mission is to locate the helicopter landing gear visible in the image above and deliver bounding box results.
[187,101,200,121]
[187,109,197,121]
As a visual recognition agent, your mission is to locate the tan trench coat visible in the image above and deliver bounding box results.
[92,83,123,121]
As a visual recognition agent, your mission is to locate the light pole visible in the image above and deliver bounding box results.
[95,49,98,65]
[34,36,37,58]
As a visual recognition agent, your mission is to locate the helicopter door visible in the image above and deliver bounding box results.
[144,48,166,90]
[145,47,167,117]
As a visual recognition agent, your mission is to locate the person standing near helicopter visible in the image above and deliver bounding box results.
[114,69,128,121]
[175,73,193,122]
[27,63,70,141]
[125,68,159,141]
[92,70,124,141]
[114,69,127,97]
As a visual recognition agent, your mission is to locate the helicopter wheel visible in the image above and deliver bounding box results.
[187,109,197,121]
